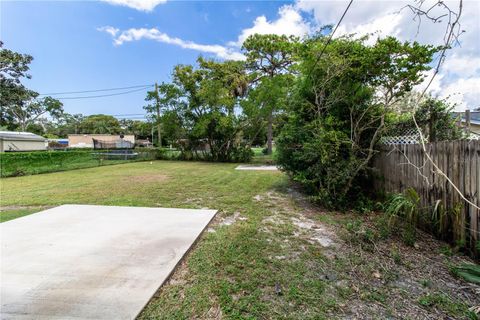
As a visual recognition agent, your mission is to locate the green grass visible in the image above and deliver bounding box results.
[0,161,339,318]
[0,147,264,178]
[0,161,283,208]
[251,147,276,164]
[0,207,45,222]
[1,161,312,318]
[418,293,477,319]
[1,161,477,319]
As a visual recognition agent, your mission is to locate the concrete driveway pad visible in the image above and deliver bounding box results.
[1,204,217,319]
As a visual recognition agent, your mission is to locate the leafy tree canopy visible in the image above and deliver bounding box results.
[276,34,439,208]
[1,42,63,132]
[78,114,121,134]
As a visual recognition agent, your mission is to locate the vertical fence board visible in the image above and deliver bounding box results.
[376,140,480,258]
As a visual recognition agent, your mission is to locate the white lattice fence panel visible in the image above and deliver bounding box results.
[380,129,422,145]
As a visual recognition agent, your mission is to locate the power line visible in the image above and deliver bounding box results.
[39,84,154,96]
[54,87,152,100]
[308,0,354,77]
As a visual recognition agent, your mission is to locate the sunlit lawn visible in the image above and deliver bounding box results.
[1,161,476,319]
[0,161,284,209]
[1,161,315,318]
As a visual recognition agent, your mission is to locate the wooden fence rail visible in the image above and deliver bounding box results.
[374,140,479,258]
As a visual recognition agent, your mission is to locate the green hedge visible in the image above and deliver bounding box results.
[1,151,93,177]
[0,151,150,177]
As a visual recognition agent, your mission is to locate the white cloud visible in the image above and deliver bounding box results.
[231,5,311,47]
[98,4,312,61]
[442,54,480,78]
[97,26,119,37]
[442,78,480,110]
[101,27,245,60]
[101,0,166,12]
[335,13,403,43]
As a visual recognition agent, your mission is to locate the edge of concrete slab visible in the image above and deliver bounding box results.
[134,206,218,319]
[235,165,279,171]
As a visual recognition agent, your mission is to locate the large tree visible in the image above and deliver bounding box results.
[119,119,153,140]
[276,35,438,208]
[78,114,121,134]
[242,34,299,154]
[167,57,252,162]
[6,96,64,131]
[1,42,63,131]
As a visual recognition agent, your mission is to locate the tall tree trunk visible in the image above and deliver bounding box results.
[267,110,273,155]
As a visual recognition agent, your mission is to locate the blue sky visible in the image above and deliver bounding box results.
[2,1,293,116]
[2,0,479,116]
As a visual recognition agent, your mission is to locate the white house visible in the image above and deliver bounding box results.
[0,131,47,152]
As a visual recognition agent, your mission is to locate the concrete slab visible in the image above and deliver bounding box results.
[235,165,278,171]
[0,204,216,320]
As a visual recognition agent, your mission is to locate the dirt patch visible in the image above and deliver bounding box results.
[291,217,337,248]
[219,211,247,227]
[259,187,480,319]
[126,174,169,183]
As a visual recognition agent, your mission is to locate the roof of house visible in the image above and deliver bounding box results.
[453,111,480,126]
[0,131,47,142]
[67,134,135,137]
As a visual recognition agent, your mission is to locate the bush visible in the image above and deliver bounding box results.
[231,146,254,163]
[276,35,437,209]
[135,147,166,160]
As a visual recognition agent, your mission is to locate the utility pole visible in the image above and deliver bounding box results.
[155,82,162,148]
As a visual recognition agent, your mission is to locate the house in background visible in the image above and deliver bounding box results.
[0,131,47,152]
[47,138,69,149]
[455,111,480,136]
[462,111,480,135]
[136,139,153,147]
[68,134,135,148]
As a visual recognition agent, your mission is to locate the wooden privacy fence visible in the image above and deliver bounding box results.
[374,140,480,257]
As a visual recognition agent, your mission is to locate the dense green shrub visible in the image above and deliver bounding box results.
[276,35,438,209]
[231,146,254,163]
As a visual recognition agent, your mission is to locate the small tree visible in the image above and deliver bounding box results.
[242,34,298,154]
[408,97,463,142]
[144,82,180,147]
[168,57,252,162]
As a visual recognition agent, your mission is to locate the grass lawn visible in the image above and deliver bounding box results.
[0,207,48,222]
[1,161,478,319]
[251,147,276,164]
